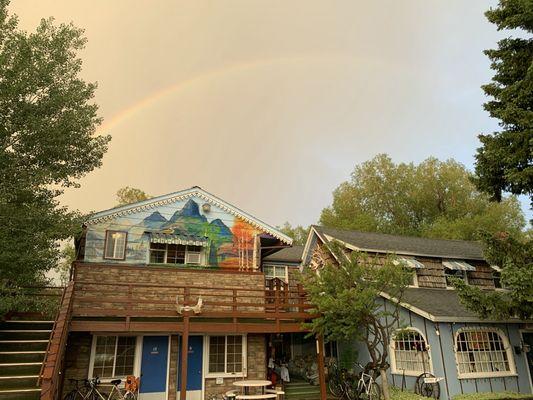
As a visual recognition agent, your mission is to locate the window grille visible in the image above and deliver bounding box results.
[104,231,127,260]
[92,336,136,378]
[207,335,245,376]
[392,329,431,374]
[455,329,512,377]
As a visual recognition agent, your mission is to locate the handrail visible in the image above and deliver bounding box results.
[39,282,75,400]
[70,279,312,322]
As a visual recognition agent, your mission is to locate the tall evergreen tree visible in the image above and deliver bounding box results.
[474,0,533,207]
[0,0,110,304]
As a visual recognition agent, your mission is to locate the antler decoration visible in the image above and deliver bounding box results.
[176,296,203,315]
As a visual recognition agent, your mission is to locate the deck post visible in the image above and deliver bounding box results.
[316,335,327,400]
[179,315,190,400]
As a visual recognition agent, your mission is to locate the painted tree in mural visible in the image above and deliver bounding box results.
[301,244,412,400]
[473,0,533,208]
[320,154,526,240]
[0,1,110,313]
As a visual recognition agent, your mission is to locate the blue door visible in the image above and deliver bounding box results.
[177,335,203,392]
[140,336,169,396]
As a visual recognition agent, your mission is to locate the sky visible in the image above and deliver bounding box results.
[10,0,532,227]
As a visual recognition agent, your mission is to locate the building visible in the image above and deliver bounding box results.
[302,225,533,399]
[38,187,325,400]
[30,188,532,400]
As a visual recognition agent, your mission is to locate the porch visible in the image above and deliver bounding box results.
[39,263,329,400]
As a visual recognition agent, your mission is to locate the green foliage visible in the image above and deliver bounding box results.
[116,186,151,206]
[389,388,429,400]
[301,243,412,362]
[56,243,75,286]
[0,1,109,307]
[453,392,533,400]
[278,222,309,245]
[454,232,533,320]
[473,0,533,206]
[320,154,525,240]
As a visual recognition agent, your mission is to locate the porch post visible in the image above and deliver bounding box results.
[316,335,327,400]
[179,316,190,400]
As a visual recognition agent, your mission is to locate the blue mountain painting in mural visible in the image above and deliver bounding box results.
[142,211,168,229]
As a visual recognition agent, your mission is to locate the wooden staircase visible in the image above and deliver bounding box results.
[0,317,54,400]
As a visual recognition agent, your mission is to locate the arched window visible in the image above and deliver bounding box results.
[390,328,431,375]
[455,328,515,378]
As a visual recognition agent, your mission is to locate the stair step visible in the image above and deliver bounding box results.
[0,364,42,377]
[0,363,42,367]
[0,351,45,364]
[0,376,39,380]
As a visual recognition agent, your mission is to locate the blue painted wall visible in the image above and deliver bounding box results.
[343,300,532,399]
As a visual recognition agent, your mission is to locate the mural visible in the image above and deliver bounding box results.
[84,197,267,269]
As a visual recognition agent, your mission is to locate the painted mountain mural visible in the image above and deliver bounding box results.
[84,197,264,269]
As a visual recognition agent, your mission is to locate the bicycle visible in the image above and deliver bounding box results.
[350,363,381,400]
[64,377,138,400]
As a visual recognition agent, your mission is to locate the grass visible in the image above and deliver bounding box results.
[453,393,533,400]
[390,387,429,400]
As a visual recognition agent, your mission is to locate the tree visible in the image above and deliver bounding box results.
[320,154,525,240]
[278,222,309,245]
[473,0,533,207]
[116,186,151,206]
[0,1,109,294]
[454,232,533,320]
[301,245,412,400]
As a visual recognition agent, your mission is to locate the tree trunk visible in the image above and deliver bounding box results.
[380,368,391,400]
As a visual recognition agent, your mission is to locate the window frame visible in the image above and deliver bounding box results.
[263,264,289,283]
[390,327,433,376]
[454,327,517,379]
[203,334,247,378]
[88,335,141,381]
[103,230,128,260]
[148,243,205,266]
[445,268,468,289]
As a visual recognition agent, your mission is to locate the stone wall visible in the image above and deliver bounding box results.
[61,332,92,397]
[72,264,266,316]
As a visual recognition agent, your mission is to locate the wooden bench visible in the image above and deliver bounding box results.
[235,395,277,399]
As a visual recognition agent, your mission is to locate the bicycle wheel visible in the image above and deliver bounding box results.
[124,392,137,400]
[64,390,81,400]
[328,379,343,398]
[368,382,381,400]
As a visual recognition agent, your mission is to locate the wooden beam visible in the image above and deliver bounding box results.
[316,335,327,400]
[179,316,190,400]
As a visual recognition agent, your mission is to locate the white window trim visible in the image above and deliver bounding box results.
[203,334,247,379]
[409,272,419,288]
[104,230,127,260]
[263,264,289,284]
[88,335,142,382]
[149,243,206,266]
[390,327,433,376]
[454,327,517,379]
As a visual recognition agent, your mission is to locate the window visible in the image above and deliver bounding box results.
[91,336,137,378]
[393,258,423,287]
[149,243,203,265]
[455,328,514,378]
[445,269,467,287]
[263,265,288,283]
[104,231,127,260]
[391,329,431,375]
[491,266,503,289]
[206,335,246,377]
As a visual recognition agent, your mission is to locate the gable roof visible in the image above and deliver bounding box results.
[263,246,304,264]
[382,288,527,323]
[311,225,484,261]
[85,186,292,245]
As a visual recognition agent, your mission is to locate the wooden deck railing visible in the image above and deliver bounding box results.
[39,282,75,400]
[71,280,313,321]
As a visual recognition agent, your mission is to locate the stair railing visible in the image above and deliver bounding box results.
[38,281,75,400]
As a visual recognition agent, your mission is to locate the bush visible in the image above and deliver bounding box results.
[453,393,533,400]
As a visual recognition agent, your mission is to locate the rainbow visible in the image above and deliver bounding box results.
[94,54,365,136]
